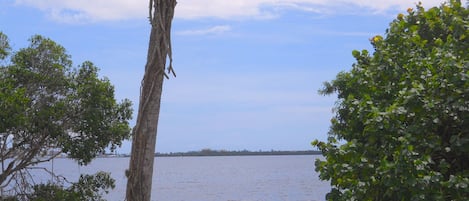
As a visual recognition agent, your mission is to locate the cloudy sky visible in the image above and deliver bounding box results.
[1,0,445,153]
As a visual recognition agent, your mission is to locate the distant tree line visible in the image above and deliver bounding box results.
[155,149,321,157]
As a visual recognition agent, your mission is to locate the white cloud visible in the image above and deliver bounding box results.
[15,0,145,23]
[176,0,446,19]
[14,0,447,22]
[175,0,277,19]
[176,25,231,36]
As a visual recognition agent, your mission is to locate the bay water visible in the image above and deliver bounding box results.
[32,155,330,201]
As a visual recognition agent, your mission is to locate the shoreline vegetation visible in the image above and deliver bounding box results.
[95,149,322,158]
[156,149,322,157]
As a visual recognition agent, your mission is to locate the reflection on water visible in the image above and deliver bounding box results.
[33,155,329,201]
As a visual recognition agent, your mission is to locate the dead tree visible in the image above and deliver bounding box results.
[125,0,177,201]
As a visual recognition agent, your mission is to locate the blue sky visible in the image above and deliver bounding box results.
[0,0,445,153]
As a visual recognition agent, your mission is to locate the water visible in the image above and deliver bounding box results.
[32,155,330,201]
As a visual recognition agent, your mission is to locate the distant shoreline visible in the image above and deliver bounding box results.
[155,150,322,157]
[99,149,322,158]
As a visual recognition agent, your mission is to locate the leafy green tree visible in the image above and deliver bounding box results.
[29,171,115,201]
[28,172,115,201]
[312,1,468,200]
[0,32,10,60]
[0,33,132,196]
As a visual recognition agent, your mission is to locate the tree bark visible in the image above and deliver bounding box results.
[125,1,176,201]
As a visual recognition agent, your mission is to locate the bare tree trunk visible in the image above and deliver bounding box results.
[126,1,176,201]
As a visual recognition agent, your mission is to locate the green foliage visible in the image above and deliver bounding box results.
[0,32,11,60]
[0,33,132,194]
[62,61,133,163]
[30,183,77,201]
[69,171,116,200]
[313,1,468,200]
[29,172,115,201]
[0,34,132,165]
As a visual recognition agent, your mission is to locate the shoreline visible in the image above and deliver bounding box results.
[95,150,322,158]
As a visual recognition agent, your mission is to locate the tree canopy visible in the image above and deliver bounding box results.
[0,33,132,196]
[313,1,468,200]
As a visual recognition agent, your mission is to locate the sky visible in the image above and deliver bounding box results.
[0,0,446,154]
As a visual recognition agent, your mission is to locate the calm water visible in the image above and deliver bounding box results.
[32,155,330,201]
